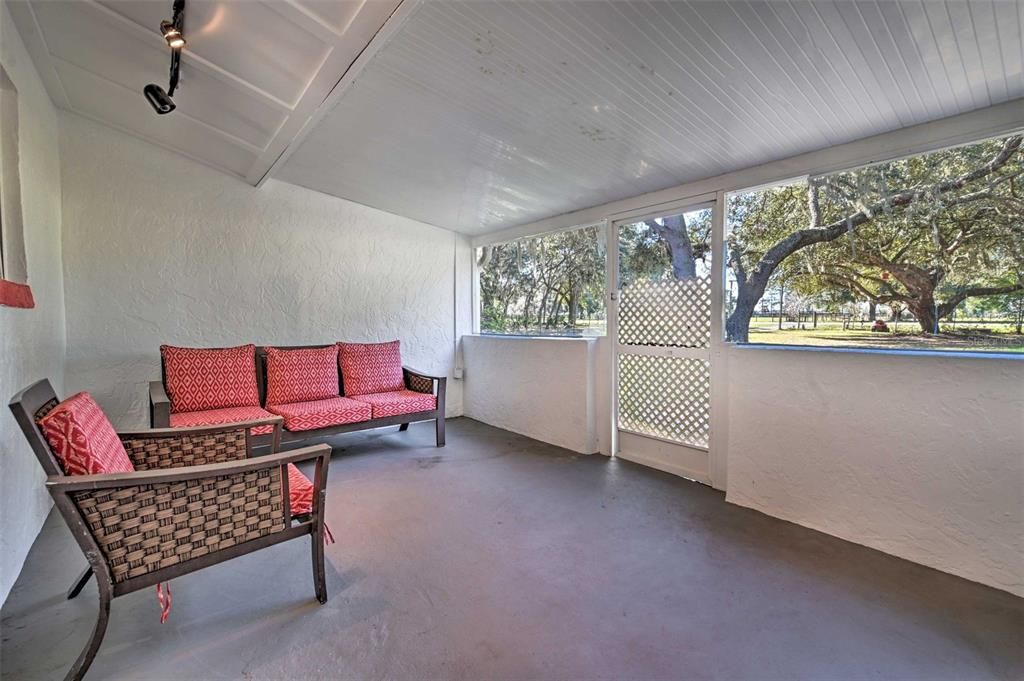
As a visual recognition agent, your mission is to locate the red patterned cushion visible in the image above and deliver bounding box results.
[350,390,436,418]
[287,463,314,515]
[266,396,371,432]
[38,392,134,476]
[264,346,339,406]
[338,341,404,397]
[161,344,260,414]
[169,406,278,435]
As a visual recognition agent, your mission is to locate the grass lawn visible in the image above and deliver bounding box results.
[746,319,1024,353]
[486,318,1023,353]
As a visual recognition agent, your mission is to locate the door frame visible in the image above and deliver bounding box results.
[606,193,728,490]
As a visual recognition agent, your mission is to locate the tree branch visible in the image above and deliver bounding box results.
[742,136,1022,302]
[938,281,1024,318]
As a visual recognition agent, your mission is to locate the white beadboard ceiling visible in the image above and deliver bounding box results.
[7,1,1023,236]
[277,0,1024,235]
[7,0,403,182]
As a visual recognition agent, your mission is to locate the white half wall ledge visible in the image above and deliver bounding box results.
[724,346,1024,597]
[462,334,600,454]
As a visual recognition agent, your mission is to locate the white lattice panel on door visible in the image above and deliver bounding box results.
[617,354,710,448]
[618,276,711,348]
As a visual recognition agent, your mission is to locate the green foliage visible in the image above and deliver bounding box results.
[479,226,605,335]
[728,134,1023,334]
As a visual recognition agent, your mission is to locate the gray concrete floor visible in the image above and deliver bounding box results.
[2,418,1021,681]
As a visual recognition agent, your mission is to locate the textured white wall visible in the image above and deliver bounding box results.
[462,335,601,454]
[725,348,1024,597]
[59,112,467,428]
[0,1,66,606]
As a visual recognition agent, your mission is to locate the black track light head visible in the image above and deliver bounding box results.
[160,20,186,49]
[144,83,176,115]
[144,0,185,115]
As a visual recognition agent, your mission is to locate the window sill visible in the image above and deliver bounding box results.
[472,333,603,342]
[0,279,34,309]
[730,342,1022,361]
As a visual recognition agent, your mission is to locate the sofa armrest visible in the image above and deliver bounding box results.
[149,381,171,428]
[402,365,445,381]
[403,366,447,398]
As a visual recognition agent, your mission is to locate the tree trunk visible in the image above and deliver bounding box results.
[726,294,759,342]
[908,295,938,334]
[646,215,697,280]
[868,301,877,321]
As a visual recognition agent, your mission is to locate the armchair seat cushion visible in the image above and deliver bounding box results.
[266,396,371,432]
[287,463,314,515]
[38,392,135,475]
[350,390,437,418]
[169,406,277,435]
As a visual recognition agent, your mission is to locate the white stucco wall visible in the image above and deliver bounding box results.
[462,335,601,454]
[58,112,468,428]
[725,347,1024,597]
[0,1,66,606]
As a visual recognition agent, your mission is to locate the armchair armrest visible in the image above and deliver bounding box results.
[48,445,331,589]
[118,417,284,470]
[149,381,171,427]
[48,445,328,492]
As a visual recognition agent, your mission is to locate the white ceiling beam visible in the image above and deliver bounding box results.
[252,0,422,186]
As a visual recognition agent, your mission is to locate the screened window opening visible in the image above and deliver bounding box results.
[477,225,606,337]
[725,133,1023,354]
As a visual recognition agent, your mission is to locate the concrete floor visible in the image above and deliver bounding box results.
[2,418,1021,681]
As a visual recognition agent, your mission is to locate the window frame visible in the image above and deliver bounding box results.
[0,61,33,309]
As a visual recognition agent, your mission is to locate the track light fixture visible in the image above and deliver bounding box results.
[144,0,185,115]
[160,20,186,49]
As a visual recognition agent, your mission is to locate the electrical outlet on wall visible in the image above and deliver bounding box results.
[454,367,464,379]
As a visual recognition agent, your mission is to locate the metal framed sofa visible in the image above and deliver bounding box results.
[150,341,446,448]
[9,379,331,681]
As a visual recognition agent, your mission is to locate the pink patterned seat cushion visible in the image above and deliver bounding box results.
[338,341,404,397]
[38,392,135,475]
[264,346,339,406]
[266,396,371,432]
[287,463,314,515]
[169,406,278,435]
[350,390,436,418]
[161,344,260,413]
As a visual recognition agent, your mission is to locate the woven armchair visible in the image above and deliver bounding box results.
[9,379,332,681]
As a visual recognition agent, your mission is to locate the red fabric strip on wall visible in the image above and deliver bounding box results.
[0,280,34,308]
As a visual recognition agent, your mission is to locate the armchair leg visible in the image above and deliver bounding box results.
[435,416,445,448]
[312,526,328,605]
[66,582,110,681]
[398,423,409,432]
[67,566,93,600]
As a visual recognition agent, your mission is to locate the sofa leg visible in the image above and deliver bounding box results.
[398,423,409,432]
[67,565,93,600]
[435,416,445,448]
[66,580,110,681]
[312,526,328,605]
